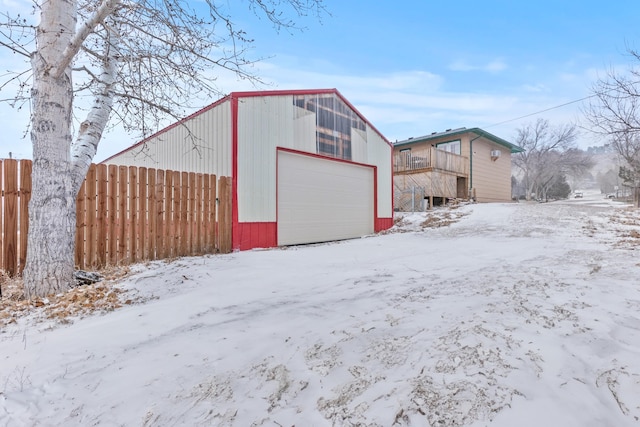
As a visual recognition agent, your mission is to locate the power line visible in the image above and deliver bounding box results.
[484,78,640,129]
[484,94,597,129]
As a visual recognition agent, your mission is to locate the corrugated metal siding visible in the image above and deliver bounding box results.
[103,100,232,176]
[237,96,297,222]
[293,106,318,153]
[471,139,512,202]
[351,128,368,163]
[367,127,393,218]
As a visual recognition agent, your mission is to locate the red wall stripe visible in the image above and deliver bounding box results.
[237,222,278,250]
[375,217,394,232]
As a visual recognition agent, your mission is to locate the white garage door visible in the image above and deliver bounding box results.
[278,150,375,246]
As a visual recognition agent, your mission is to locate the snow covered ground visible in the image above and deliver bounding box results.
[2,191,640,426]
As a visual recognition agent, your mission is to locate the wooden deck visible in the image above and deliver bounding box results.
[393,147,469,176]
[393,147,470,209]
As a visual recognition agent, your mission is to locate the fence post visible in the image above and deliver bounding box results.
[218,176,232,253]
[75,179,86,270]
[96,164,108,268]
[180,172,189,257]
[108,165,118,265]
[188,172,196,255]
[129,166,138,263]
[147,168,157,261]
[3,160,18,276]
[210,174,217,252]
[19,160,32,275]
[85,164,97,269]
[171,171,181,257]
[195,173,203,254]
[117,166,128,264]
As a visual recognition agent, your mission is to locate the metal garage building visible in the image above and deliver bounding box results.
[102,89,393,250]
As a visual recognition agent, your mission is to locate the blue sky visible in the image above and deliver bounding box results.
[2,0,640,161]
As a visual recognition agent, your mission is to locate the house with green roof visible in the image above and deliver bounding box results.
[393,127,523,209]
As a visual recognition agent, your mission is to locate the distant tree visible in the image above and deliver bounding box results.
[587,144,613,155]
[584,51,640,207]
[597,168,619,194]
[0,0,326,298]
[546,174,571,199]
[512,118,594,200]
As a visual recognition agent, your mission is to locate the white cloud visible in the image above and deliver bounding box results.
[522,83,548,93]
[448,58,507,73]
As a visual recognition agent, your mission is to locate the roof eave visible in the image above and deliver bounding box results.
[394,127,524,154]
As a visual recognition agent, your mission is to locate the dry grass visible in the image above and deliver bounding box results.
[609,208,640,250]
[420,211,460,229]
[0,266,134,328]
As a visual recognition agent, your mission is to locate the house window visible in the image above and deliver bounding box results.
[436,140,461,155]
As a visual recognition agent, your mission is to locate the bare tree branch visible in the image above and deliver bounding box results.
[584,49,640,206]
[513,119,593,200]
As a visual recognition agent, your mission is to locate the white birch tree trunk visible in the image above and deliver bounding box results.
[22,0,78,299]
[23,0,120,299]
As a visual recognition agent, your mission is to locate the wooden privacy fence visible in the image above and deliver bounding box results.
[0,159,232,276]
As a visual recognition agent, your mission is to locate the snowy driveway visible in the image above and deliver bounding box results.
[2,194,640,426]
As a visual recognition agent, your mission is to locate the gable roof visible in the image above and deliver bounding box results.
[394,127,524,153]
[102,88,391,163]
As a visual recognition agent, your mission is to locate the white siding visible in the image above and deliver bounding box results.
[293,106,318,153]
[103,100,232,177]
[237,96,298,222]
[367,127,393,218]
[351,128,368,163]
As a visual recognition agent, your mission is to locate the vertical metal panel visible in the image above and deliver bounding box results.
[350,127,368,163]
[292,109,317,153]
[237,96,297,222]
[366,127,393,218]
[104,100,232,177]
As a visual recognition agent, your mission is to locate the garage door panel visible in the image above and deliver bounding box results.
[278,151,374,246]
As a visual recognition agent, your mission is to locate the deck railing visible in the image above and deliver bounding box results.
[393,147,468,176]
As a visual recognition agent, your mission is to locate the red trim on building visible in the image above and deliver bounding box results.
[237,222,278,250]
[276,147,377,170]
[101,88,392,165]
[230,89,392,147]
[232,88,338,98]
[375,218,394,232]
[373,165,378,229]
[275,147,380,246]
